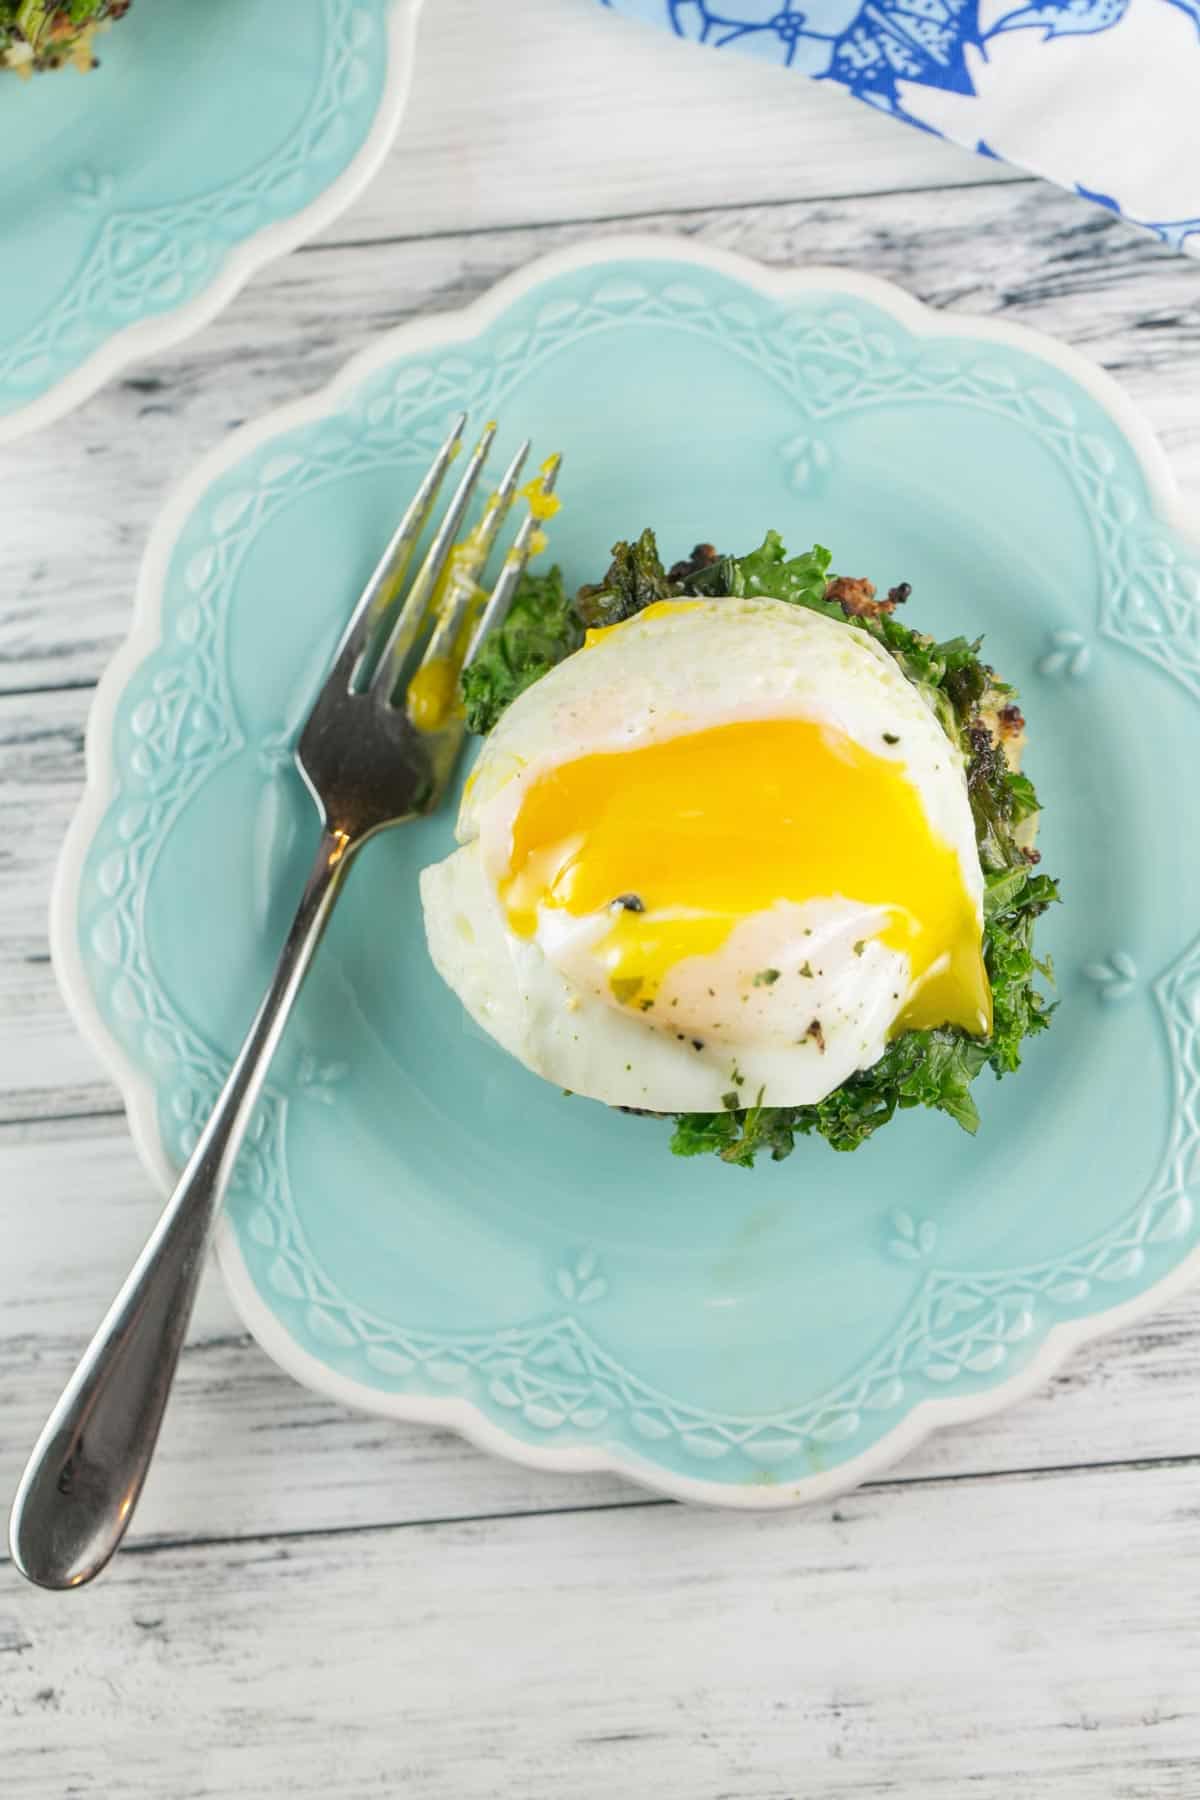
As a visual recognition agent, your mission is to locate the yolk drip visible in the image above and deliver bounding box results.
[500,717,992,1037]
[406,657,459,733]
[518,457,562,523]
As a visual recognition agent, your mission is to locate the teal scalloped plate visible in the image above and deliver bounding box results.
[54,240,1200,1505]
[0,0,420,443]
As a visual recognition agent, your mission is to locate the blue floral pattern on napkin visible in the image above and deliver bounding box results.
[597,0,1200,252]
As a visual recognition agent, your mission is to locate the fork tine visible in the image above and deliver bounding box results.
[453,436,531,588]
[368,419,497,700]
[463,452,562,670]
[401,439,531,728]
[331,411,465,690]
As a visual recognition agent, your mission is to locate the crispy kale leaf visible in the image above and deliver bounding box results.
[733,531,834,612]
[667,532,835,611]
[461,564,582,736]
[462,527,1059,1167]
[574,529,679,629]
[672,1030,993,1166]
[984,867,1058,1074]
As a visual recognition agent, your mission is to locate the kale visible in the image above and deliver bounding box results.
[575,529,678,629]
[460,564,582,736]
[677,553,742,597]
[670,1089,795,1169]
[984,868,1058,1075]
[1005,769,1041,824]
[733,531,835,612]
[462,526,1059,1166]
[672,1030,995,1167]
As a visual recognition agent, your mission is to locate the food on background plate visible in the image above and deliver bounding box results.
[1,1,130,74]
[421,531,1058,1167]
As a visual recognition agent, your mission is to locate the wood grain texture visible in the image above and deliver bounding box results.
[4,1462,1200,1798]
[0,690,109,1121]
[3,30,1200,1787]
[353,0,1016,243]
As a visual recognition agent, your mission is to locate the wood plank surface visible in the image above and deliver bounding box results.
[3,8,1200,1791]
[5,1460,1200,1798]
[360,0,1016,243]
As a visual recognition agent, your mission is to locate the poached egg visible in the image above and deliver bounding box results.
[420,595,989,1112]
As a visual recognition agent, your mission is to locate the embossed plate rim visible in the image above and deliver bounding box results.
[52,236,1200,1507]
[0,0,423,445]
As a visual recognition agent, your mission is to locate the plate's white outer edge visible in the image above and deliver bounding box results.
[50,236,1200,1509]
[0,0,424,446]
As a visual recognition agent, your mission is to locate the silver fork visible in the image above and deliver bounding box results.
[9,415,561,1591]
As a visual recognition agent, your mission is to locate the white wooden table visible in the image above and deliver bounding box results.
[5,3,1200,1791]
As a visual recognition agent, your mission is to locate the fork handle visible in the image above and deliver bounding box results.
[9,828,356,1590]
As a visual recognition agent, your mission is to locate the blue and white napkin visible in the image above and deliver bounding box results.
[597,0,1200,254]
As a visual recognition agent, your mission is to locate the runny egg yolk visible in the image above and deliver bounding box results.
[500,717,992,1038]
